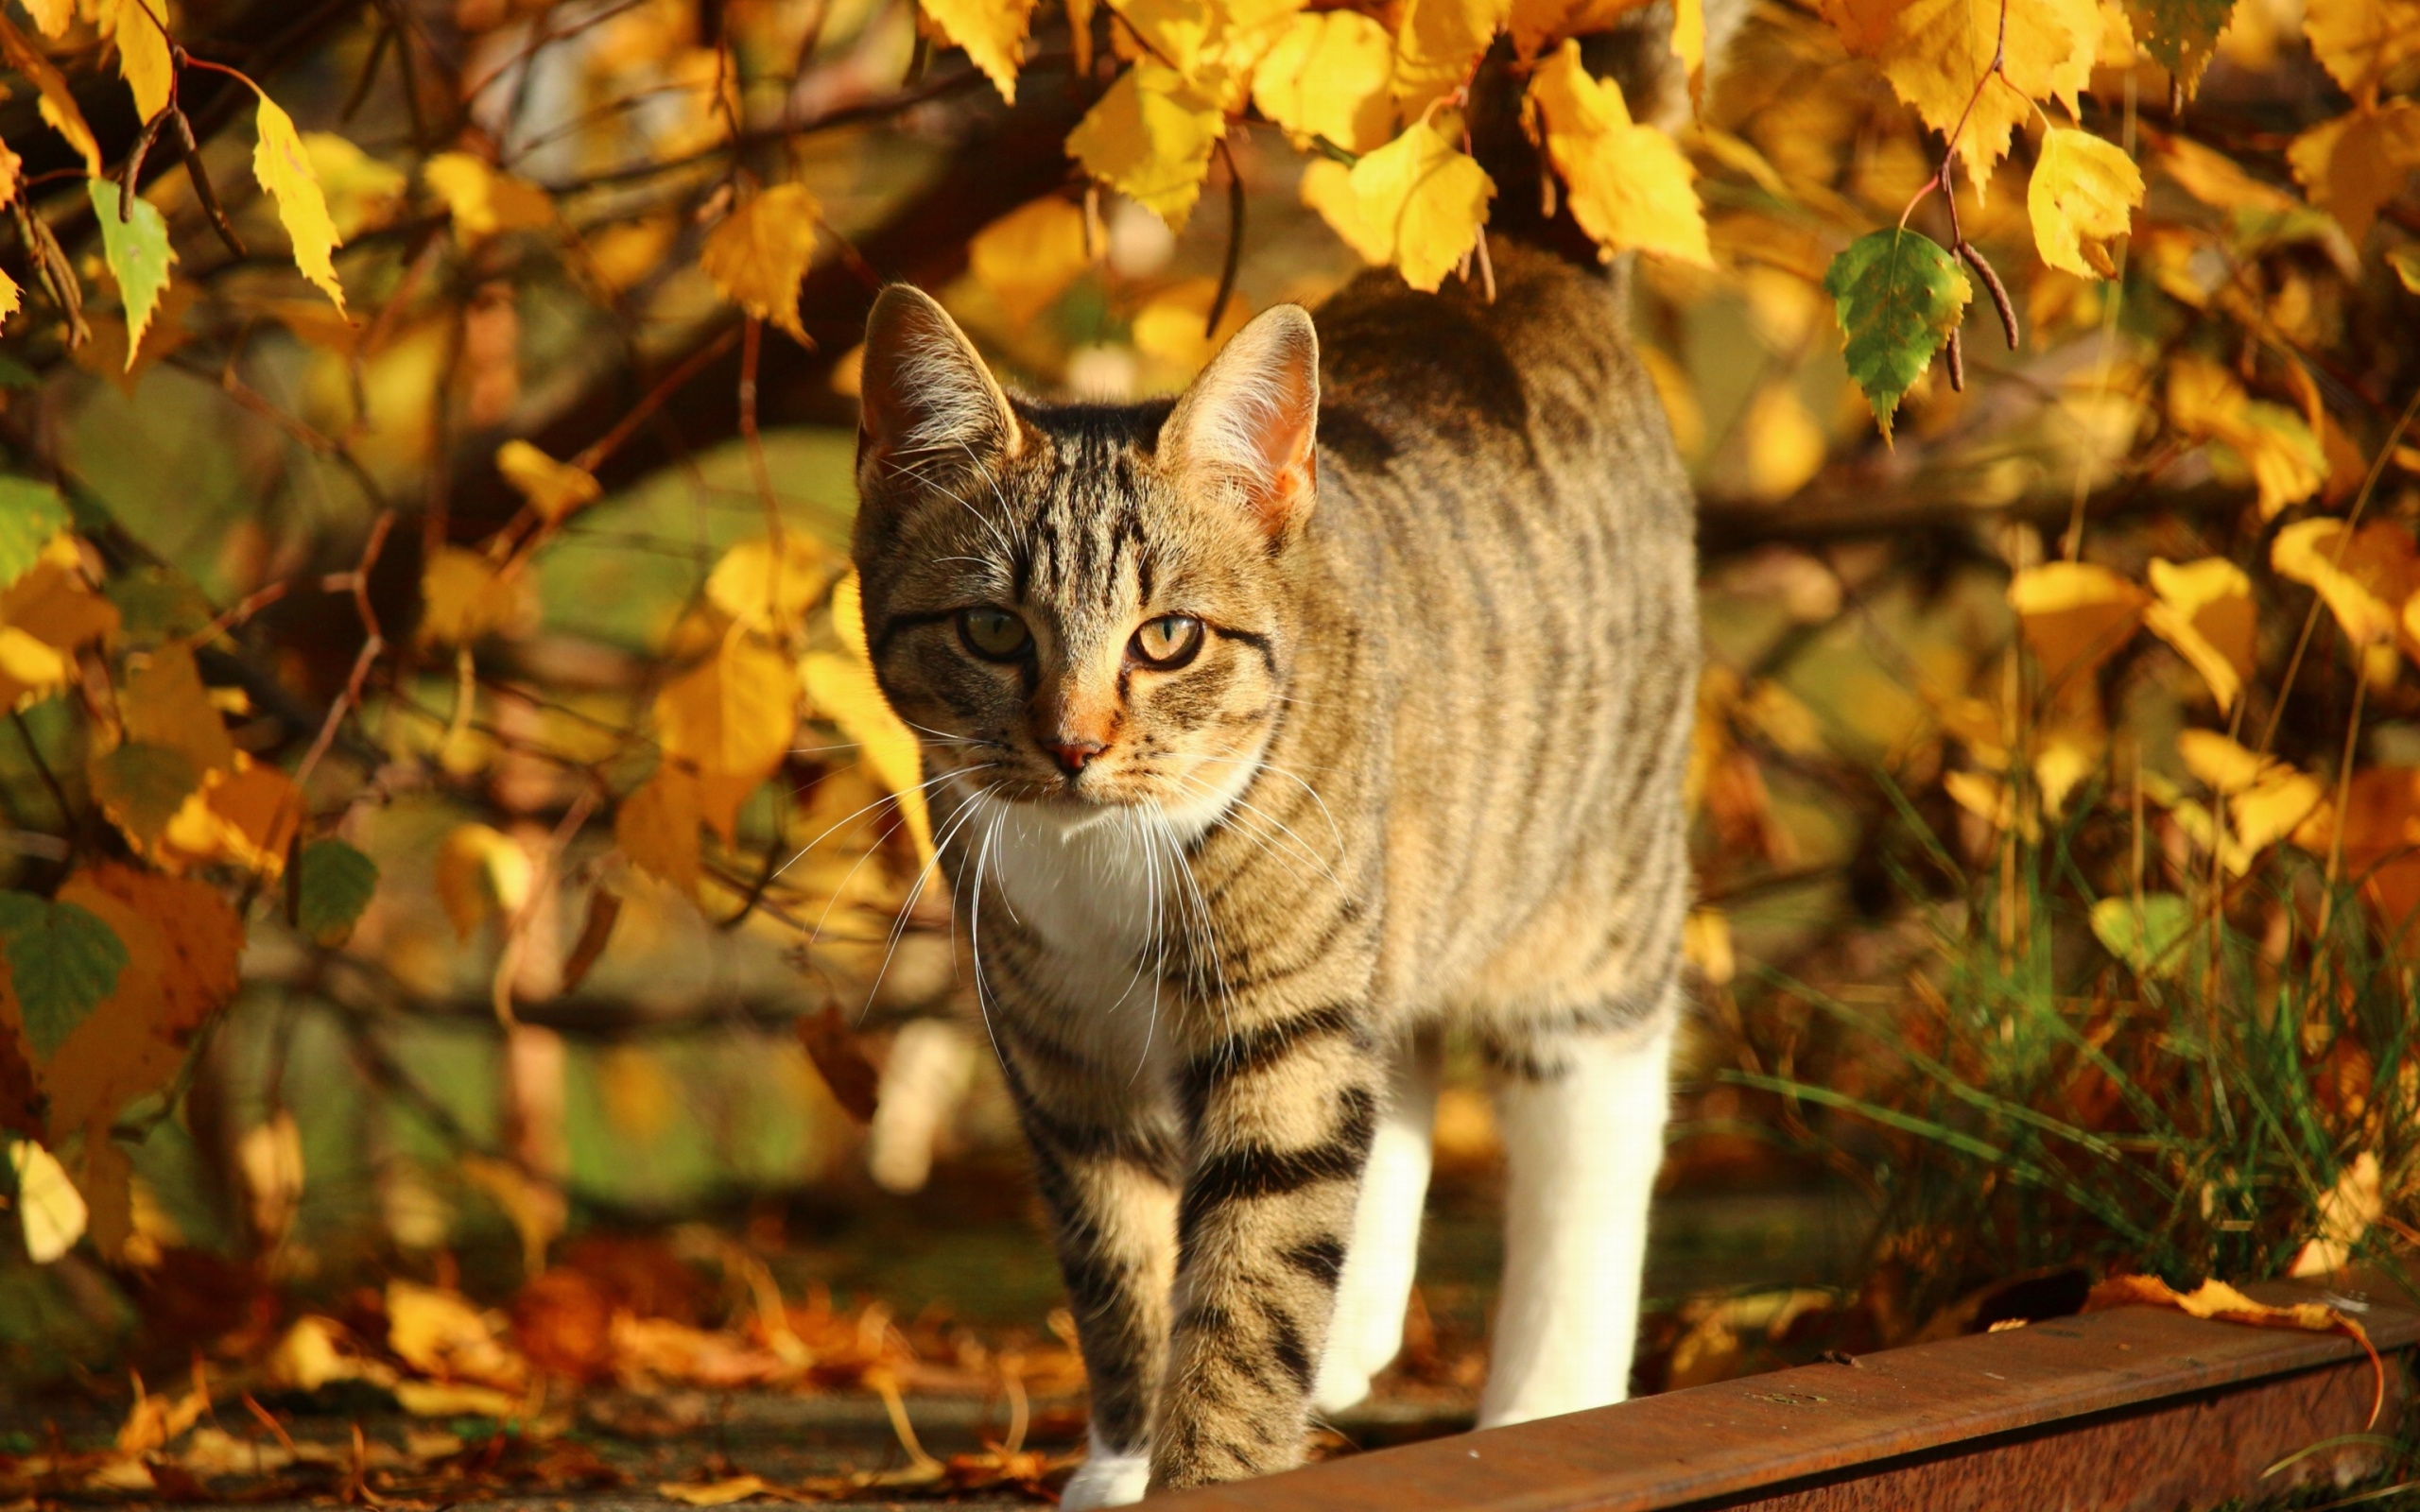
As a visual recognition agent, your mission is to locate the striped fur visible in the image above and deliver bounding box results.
[852,239,1698,1496]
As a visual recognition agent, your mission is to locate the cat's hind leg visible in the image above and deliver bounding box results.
[1475,998,1675,1429]
[1311,1030,1439,1414]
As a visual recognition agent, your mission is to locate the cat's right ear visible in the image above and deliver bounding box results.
[856,285,1021,491]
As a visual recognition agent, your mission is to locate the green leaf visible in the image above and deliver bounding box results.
[85,178,177,368]
[0,476,69,590]
[2090,893,2197,979]
[108,566,216,645]
[0,893,129,1057]
[89,741,201,846]
[294,839,379,944]
[2121,0,2235,95]
[1823,228,1972,442]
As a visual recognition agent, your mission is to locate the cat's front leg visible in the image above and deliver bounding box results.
[1151,1004,1380,1491]
[993,1032,1182,1511]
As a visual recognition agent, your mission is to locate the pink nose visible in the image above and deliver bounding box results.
[1046,740,1105,776]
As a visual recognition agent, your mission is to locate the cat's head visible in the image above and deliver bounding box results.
[850,285,1318,832]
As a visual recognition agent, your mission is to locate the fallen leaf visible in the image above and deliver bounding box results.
[389,1279,529,1390]
[2029,126,2143,278]
[2008,560,2146,690]
[2143,557,2255,711]
[8,1138,85,1262]
[2290,1150,2382,1278]
[702,183,821,344]
[2084,1273,2384,1425]
[659,1476,774,1505]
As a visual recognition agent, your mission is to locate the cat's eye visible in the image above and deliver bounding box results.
[1130,614,1204,670]
[958,606,1031,661]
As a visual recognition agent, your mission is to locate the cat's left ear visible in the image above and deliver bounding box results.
[1160,304,1319,541]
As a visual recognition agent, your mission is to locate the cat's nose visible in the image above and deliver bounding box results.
[1045,739,1106,777]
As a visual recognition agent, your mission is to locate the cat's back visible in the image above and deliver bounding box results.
[1299,239,1700,1014]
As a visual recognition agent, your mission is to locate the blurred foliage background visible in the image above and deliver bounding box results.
[0,0,2414,1494]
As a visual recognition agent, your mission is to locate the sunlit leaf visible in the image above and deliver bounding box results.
[7,1139,84,1263]
[1346,119,1495,293]
[1819,0,2097,188]
[17,0,68,37]
[434,824,531,940]
[801,573,933,864]
[2028,127,2143,279]
[1066,62,1225,228]
[84,180,176,370]
[89,741,201,850]
[2143,557,2255,711]
[967,197,1094,327]
[706,536,831,636]
[655,628,800,843]
[2302,0,2420,103]
[1823,227,1971,440]
[495,440,602,524]
[2008,561,2147,690]
[420,547,534,645]
[1526,42,1710,266]
[0,15,100,175]
[2287,103,2420,247]
[2272,517,2418,648]
[921,0,1041,102]
[1392,0,1510,114]
[424,151,556,240]
[1252,10,1395,153]
[2290,1150,2381,1278]
[251,93,345,312]
[700,182,821,344]
[2167,354,2325,518]
[616,765,703,902]
[0,892,129,1057]
[111,0,172,120]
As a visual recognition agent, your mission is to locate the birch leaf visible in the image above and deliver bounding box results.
[701,183,821,344]
[85,180,176,368]
[2029,127,2144,279]
[1252,10,1395,153]
[922,0,1041,102]
[112,0,173,120]
[2121,0,2236,94]
[1066,62,1225,228]
[0,893,129,1058]
[1347,119,1495,293]
[495,440,602,524]
[252,94,345,312]
[802,573,932,864]
[1822,227,1970,440]
[2144,557,2256,711]
[0,15,99,175]
[1820,0,2097,189]
[1526,42,1711,266]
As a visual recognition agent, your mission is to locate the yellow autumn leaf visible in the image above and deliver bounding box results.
[495,440,602,524]
[2167,354,2325,519]
[1394,0,1511,114]
[1526,42,1711,266]
[252,93,345,312]
[112,0,173,121]
[1821,0,2097,190]
[2303,0,2420,103]
[658,1478,773,1507]
[968,198,1093,327]
[0,269,20,335]
[0,15,99,175]
[9,1140,86,1263]
[423,151,557,240]
[1347,119,1495,293]
[305,132,410,240]
[2287,103,2420,247]
[1109,0,1219,76]
[2143,557,2256,712]
[706,536,832,635]
[2177,729,2324,855]
[1741,381,1825,500]
[2273,518,2420,650]
[654,627,800,842]
[2007,560,2147,690]
[1681,906,1733,984]
[2028,126,2143,279]
[420,547,534,644]
[2290,1150,2382,1278]
[1301,158,1391,265]
[1252,10,1395,153]
[1066,62,1225,227]
[617,765,703,901]
[803,574,934,865]
[924,0,1042,102]
[701,182,821,344]
[434,823,532,939]
[2157,135,2301,215]
[17,0,68,36]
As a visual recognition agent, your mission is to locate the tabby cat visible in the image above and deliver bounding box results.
[850,144,1699,1504]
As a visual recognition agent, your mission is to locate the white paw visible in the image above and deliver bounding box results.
[1309,1355,1374,1416]
[1060,1448,1150,1509]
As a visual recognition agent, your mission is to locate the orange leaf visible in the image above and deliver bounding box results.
[2084,1274,2383,1426]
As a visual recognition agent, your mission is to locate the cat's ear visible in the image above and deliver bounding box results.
[856,284,1021,486]
[1160,304,1319,541]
